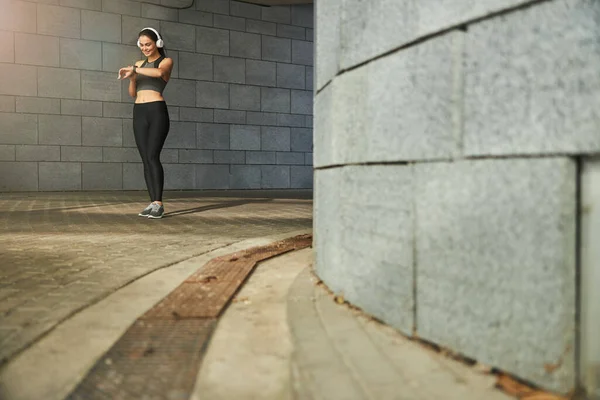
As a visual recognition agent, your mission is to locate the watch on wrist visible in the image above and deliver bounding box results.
[133,65,137,73]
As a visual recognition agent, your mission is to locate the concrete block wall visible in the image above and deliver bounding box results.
[0,0,314,192]
[314,0,600,396]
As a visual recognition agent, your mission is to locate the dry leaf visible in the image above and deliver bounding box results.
[334,295,345,304]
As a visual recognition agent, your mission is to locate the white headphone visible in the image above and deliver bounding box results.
[137,27,164,49]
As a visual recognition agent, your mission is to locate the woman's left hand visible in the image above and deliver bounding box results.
[118,66,135,80]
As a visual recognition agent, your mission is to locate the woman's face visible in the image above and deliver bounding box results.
[138,35,157,57]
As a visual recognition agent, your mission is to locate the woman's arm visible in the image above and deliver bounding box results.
[134,58,174,81]
[126,61,143,99]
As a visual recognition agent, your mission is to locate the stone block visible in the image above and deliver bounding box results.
[15,33,59,67]
[261,165,289,188]
[305,152,312,165]
[305,115,313,128]
[277,63,305,89]
[290,127,312,152]
[0,113,37,145]
[277,113,304,127]
[464,0,600,156]
[179,149,213,163]
[340,0,416,71]
[16,97,60,114]
[102,43,140,73]
[163,78,196,107]
[82,117,122,146]
[246,60,276,87]
[0,162,38,191]
[37,4,81,39]
[246,19,276,36]
[82,162,122,190]
[415,158,577,393]
[168,50,179,79]
[196,0,229,15]
[196,26,229,56]
[161,21,196,52]
[0,64,36,97]
[164,163,194,189]
[214,109,245,124]
[262,36,291,63]
[180,107,213,122]
[39,114,81,145]
[291,89,312,115]
[164,121,196,149]
[122,16,161,46]
[214,56,245,84]
[290,165,312,188]
[0,96,15,113]
[214,14,245,32]
[291,4,313,28]
[61,99,102,116]
[261,88,290,113]
[313,82,332,166]
[60,0,102,10]
[195,164,229,189]
[141,3,178,21]
[82,10,121,43]
[101,147,141,162]
[101,0,140,16]
[103,102,132,118]
[0,145,16,161]
[276,151,304,165]
[39,162,82,190]
[122,119,135,147]
[61,145,102,161]
[60,38,102,70]
[82,71,121,101]
[16,145,60,161]
[230,84,260,111]
[231,1,260,19]
[38,67,81,99]
[230,31,261,60]
[123,162,146,190]
[1,1,36,33]
[230,164,260,189]
[247,111,277,126]
[246,151,275,164]
[179,52,213,81]
[178,10,212,27]
[291,39,312,66]
[305,66,313,91]
[261,126,290,151]
[581,157,600,400]
[214,150,244,164]
[161,148,179,163]
[306,28,313,42]
[0,31,14,63]
[261,5,290,24]
[196,81,229,109]
[277,24,305,40]
[315,165,412,333]
[230,124,260,150]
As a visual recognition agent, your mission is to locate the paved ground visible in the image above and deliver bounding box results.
[0,191,312,365]
[0,190,518,400]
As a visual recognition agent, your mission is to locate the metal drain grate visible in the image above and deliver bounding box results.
[66,234,312,399]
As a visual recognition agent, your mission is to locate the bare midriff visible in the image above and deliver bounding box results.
[135,89,165,104]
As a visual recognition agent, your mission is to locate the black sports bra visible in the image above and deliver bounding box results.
[135,56,168,94]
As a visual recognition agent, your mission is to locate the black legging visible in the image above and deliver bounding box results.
[133,101,170,202]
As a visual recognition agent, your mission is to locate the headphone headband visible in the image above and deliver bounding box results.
[138,27,164,48]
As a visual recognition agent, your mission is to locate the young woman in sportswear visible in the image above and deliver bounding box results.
[118,27,174,219]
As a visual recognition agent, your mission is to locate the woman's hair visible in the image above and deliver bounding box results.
[139,28,166,57]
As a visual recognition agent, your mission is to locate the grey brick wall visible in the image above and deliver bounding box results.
[314,0,599,396]
[0,0,313,192]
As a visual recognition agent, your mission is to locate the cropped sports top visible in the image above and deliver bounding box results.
[135,56,167,94]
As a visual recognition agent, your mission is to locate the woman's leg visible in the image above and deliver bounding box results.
[145,102,170,203]
[133,104,156,202]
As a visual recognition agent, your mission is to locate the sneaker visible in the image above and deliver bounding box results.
[138,203,153,217]
[148,204,165,219]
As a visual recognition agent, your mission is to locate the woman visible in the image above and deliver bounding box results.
[118,27,174,219]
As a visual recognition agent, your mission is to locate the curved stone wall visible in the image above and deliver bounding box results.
[314,0,600,395]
